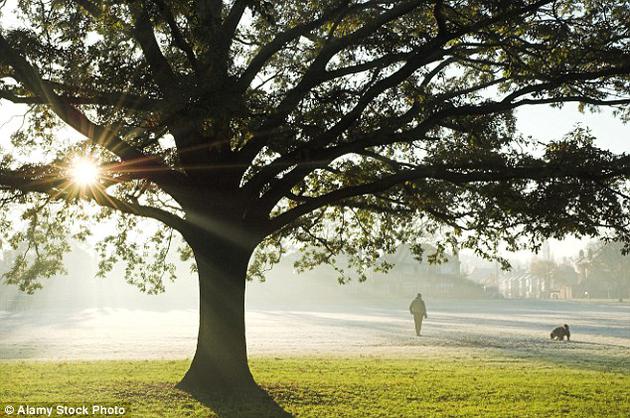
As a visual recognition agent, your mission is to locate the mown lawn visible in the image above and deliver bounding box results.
[1,356,628,417]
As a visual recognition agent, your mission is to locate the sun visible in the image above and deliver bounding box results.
[69,157,100,186]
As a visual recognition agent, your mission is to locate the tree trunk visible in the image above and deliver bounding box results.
[176,232,258,395]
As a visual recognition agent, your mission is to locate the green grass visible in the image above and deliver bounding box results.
[1,356,628,417]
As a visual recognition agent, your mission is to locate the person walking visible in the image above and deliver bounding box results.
[409,293,428,336]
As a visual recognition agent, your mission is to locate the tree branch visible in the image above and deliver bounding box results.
[0,33,148,162]
[234,1,353,93]
[71,0,102,17]
[241,0,557,191]
[129,3,179,96]
[221,0,249,50]
[238,1,427,163]
[0,87,163,110]
[433,0,448,36]
[153,0,199,74]
[0,166,189,233]
[0,33,187,197]
[250,58,630,209]
[267,158,630,231]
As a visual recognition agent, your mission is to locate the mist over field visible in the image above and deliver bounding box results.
[1,245,628,372]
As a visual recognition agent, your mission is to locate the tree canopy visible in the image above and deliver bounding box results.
[1,0,630,291]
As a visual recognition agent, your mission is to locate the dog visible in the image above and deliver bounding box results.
[550,324,570,341]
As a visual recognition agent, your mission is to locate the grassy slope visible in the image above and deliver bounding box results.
[1,356,628,418]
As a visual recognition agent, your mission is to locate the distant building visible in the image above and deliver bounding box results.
[497,270,574,299]
[491,240,578,300]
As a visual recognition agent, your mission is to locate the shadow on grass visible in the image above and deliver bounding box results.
[180,385,293,418]
[113,382,293,417]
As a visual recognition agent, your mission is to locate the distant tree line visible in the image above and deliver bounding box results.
[577,242,630,301]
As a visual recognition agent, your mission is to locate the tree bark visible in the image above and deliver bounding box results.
[176,230,258,395]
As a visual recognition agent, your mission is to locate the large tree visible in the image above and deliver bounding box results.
[1,0,630,396]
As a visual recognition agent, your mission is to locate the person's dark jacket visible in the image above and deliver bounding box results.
[409,298,427,318]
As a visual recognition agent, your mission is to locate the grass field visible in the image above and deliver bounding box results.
[1,355,629,418]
